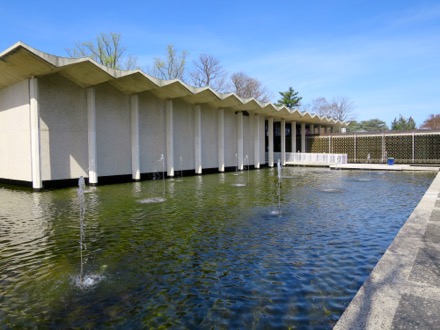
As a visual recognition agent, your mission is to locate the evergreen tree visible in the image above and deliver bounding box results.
[391,115,416,130]
[361,119,389,131]
[347,120,363,132]
[276,87,302,109]
[347,119,388,132]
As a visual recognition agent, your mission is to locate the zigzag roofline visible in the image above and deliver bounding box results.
[0,41,346,126]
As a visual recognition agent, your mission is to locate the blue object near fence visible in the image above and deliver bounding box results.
[387,157,394,165]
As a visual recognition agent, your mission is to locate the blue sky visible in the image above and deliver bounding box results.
[1,0,439,127]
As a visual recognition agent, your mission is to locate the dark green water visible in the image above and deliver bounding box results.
[0,168,435,329]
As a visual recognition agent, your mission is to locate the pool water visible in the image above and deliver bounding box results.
[0,168,434,329]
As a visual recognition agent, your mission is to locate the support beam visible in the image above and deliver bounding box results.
[29,77,42,190]
[281,119,286,165]
[87,87,98,185]
[237,111,244,170]
[317,125,321,135]
[301,122,306,153]
[194,105,202,174]
[218,109,225,172]
[253,114,260,169]
[131,95,140,181]
[165,100,174,177]
[291,121,297,153]
[268,117,274,167]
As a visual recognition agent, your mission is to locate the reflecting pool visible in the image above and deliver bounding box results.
[0,168,435,329]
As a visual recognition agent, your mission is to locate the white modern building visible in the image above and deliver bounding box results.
[0,42,344,190]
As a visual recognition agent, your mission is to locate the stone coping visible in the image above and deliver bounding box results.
[285,162,440,172]
[330,164,440,172]
[334,171,440,329]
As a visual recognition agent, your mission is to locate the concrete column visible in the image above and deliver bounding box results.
[268,117,274,167]
[253,114,260,169]
[131,95,140,181]
[291,121,297,153]
[166,100,174,177]
[310,124,314,135]
[237,111,244,170]
[281,119,286,165]
[317,125,321,135]
[29,77,42,190]
[218,109,224,172]
[87,87,98,185]
[194,105,202,174]
[301,122,306,153]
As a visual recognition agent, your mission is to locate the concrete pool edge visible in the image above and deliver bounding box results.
[334,171,440,329]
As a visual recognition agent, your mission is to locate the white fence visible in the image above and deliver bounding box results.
[272,152,348,165]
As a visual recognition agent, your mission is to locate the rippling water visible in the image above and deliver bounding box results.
[0,168,434,329]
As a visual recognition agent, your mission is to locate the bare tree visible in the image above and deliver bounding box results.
[311,97,332,117]
[420,114,440,129]
[190,54,229,92]
[230,72,271,103]
[301,97,328,114]
[152,44,188,81]
[330,96,356,121]
[307,96,356,122]
[66,32,138,70]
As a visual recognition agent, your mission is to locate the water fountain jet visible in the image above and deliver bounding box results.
[76,177,105,289]
[270,159,282,215]
[78,176,86,284]
[139,154,167,204]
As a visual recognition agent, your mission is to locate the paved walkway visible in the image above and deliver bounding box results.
[285,162,440,172]
[330,163,440,172]
[334,171,440,329]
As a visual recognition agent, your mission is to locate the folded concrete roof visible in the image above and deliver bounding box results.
[0,42,345,126]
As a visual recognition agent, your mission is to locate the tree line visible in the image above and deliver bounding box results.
[66,32,271,103]
[66,32,439,131]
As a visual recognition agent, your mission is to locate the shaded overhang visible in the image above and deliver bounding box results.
[0,42,57,89]
[182,87,221,105]
[149,80,193,99]
[215,93,244,109]
[109,71,159,94]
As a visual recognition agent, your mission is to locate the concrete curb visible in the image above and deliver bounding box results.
[334,172,440,329]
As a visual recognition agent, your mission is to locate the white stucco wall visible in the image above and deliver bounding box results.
[1,76,271,186]
[259,117,266,165]
[173,99,195,171]
[138,92,166,173]
[224,110,238,168]
[39,74,88,181]
[243,115,253,165]
[201,105,218,169]
[0,80,32,181]
[95,83,131,177]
